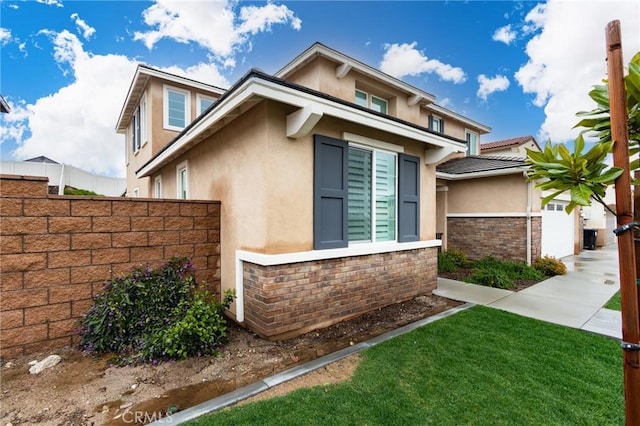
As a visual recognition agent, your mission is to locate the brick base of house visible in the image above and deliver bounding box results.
[241,247,438,339]
[447,216,542,263]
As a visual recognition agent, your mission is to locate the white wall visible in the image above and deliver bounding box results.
[0,161,126,196]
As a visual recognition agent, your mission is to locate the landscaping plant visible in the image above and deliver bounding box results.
[78,257,235,364]
[533,255,567,276]
[437,249,469,272]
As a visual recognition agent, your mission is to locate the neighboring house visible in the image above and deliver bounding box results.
[0,95,10,113]
[436,135,581,263]
[116,42,490,339]
[0,156,126,196]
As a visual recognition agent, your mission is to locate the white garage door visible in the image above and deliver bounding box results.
[542,200,575,259]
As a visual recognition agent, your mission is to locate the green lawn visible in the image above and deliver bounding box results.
[189,306,624,425]
[605,291,622,311]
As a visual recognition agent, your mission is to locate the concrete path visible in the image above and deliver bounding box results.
[434,244,622,339]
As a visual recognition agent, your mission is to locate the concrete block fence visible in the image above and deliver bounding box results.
[0,175,221,358]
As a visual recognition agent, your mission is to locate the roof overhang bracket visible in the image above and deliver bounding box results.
[287,104,324,139]
[336,63,352,79]
[408,95,422,106]
[424,145,460,165]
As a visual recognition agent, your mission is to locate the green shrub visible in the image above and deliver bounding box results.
[472,257,545,281]
[79,257,235,364]
[438,249,469,272]
[533,255,567,276]
[63,187,102,196]
[465,269,516,290]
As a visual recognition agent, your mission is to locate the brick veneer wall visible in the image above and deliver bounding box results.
[242,247,437,339]
[0,175,221,358]
[447,216,542,262]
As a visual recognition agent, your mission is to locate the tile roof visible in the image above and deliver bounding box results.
[436,155,528,175]
[480,135,540,152]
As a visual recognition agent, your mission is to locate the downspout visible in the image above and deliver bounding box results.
[58,163,65,195]
[525,172,532,265]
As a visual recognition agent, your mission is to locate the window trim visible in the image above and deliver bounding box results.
[196,93,216,116]
[465,129,479,155]
[139,94,148,148]
[154,175,162,198]
[176,160,189,200]
[164,85,191,131]
[430,115,443,133]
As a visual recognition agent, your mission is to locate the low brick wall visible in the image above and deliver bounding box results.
[242,247,437,338]
[0,175,221,358]
[447,216,542,262]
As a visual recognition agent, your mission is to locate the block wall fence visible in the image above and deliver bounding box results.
[0,175,221,358]
[447,216,542,263]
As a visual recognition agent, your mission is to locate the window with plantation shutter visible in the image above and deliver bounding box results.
[314,134,419,249]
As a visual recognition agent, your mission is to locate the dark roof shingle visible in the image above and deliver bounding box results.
[436,155,528,175]
[480,135,540,152]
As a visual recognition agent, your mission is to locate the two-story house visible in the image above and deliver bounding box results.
[116,42,490,339]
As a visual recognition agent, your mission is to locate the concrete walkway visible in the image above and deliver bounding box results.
[434,244,622,339]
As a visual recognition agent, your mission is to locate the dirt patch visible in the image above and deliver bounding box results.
[0,294,460,426]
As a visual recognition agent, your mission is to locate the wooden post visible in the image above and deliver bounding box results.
[606,20,640,426]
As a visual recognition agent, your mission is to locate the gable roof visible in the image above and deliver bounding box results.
[436,155,529,180]
[0,95,10,113]
[276,43,491,134]
[480,135,540,152]
[25,156,59,164]
[116,64,226,133]
[137,68,470,178]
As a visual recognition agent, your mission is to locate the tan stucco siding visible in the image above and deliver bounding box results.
[447,174,530,214]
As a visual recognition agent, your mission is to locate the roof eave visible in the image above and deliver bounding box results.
[137,73,467,178]
[436,166,529,181]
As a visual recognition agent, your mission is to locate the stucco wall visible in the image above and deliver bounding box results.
[447,173,536,214]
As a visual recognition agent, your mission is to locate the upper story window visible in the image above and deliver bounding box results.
[176,161,189,199]
[131,94,147,153]
[355,89,388,114]
[164,85,190,131]
[197,94,215,115]
[429,115,443,133]
[466,130,479,156]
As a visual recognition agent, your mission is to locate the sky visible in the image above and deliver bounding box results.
[1,0,639,178]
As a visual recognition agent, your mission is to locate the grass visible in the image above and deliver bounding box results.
[188,306,624,425]
[605,291,621,311]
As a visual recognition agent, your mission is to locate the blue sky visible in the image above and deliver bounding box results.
[1,0,638,178]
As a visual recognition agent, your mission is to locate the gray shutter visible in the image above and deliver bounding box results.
[441,120,445,134]
[428,115,434,130]
[314,135,348,249]
[398,153,420,242]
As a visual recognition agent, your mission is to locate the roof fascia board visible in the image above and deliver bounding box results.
[426,104,491,133]
[436,166,528,180]
[137,76,466,178]
[275,43,437,104]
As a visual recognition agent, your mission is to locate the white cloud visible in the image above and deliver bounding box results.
[522,3,546,34]
[133,0,301,60]
[477,74,510,101]
[515,0,640,143]
[380,42,466,84]
[1,27,232,178]
[70,12,96,40]
[3,30,136,177]
[0,27,11,45]
[492,24,517,45]
[36,0,63,7]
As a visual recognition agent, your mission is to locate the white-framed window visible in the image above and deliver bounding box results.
[164,85,190,131]
[430,115,443,133]
[355,89,388,114]
[348,144,397,243]
[154,175,162,198]
[465,130,479,155]
[132,94,148,153]
[176,161,189,200]
[197,94,215,115]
